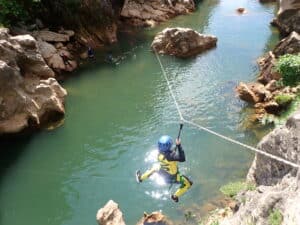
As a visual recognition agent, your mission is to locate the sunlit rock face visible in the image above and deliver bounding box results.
[121,0,195,27]
[219,109,300,225]
[96,200,126,225]
[151,27,217,58]
[0,28,67,135]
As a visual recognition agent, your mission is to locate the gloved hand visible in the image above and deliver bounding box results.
[176,138,181,146]
[136,170,142,183]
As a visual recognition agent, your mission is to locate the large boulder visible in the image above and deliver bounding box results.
[96,200,126,225]
[151,27,217,58]
[0,28,67,135]
[273,31,300,56]
[272,0,300,35]
[38,41,77,72]
[236,82,268,104]
[121,0,195,27]
[257,52,281,84]
[32,30,74,42]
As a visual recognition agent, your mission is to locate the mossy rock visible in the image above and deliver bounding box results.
[220,181,255,198]
[274,94,294,107]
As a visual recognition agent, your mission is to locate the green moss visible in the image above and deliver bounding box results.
[220,181,255,198]
[274,94,294,106]
[211,221,219,225]
[268,209,283,225]
[275,95,300,125]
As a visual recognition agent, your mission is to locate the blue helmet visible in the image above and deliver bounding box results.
[158,135,173,152]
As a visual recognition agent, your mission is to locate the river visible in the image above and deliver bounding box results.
[0,0,279,224]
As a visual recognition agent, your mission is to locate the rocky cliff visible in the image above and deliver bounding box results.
[0,28,66,135]
[219,109,300,225]
[121,0,195,27]
[272,0,300,35]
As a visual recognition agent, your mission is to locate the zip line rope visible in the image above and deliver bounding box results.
[154,51,300,169]
[155,51,184,122]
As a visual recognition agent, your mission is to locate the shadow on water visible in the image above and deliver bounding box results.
[0,136,32,185]
[0,135,32,224]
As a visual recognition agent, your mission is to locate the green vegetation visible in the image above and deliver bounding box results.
[276,54,300,86]
[211,221,219,225]
[0,0,38,26]
[262,95,300,126]
[220,181,255,198]
[274,94,294,106]
[268,209,283,225]
[199,221,219,225]
[184,211,196,221]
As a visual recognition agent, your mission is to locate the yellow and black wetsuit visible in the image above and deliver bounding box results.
[140,144,192,198]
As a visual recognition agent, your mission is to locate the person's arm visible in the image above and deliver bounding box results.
[165,139,186,162]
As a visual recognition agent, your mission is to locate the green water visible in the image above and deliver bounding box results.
[0,1,279,224]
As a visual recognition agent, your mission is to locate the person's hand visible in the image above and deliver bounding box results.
[176,138,181,145]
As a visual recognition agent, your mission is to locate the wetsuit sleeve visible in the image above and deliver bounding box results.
[165,145,186,162]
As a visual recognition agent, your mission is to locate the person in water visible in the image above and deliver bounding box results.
[88,46,95,58]
[136,135,193,202]
[60,52,70,66]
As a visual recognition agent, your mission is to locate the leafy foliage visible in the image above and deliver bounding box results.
[268,209,283,225]
[220,181,255,198]
[0,0,36,26]
[276,54,300,86]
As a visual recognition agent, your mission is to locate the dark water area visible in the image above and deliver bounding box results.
[0,0,279,224]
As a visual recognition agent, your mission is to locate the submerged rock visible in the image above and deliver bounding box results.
[151,27,217,58]
[236,8,247,14]
[0,28,66,135]
[96,200,126,225]
[121,0,195,27]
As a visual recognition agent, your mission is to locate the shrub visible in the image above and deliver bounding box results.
[220,181,255,198]
[274,94,294,106]
[268,209,283,225]
[276,54,300,86]
[0,0,36,26]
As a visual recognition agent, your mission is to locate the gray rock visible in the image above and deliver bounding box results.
[272,0,300,35]
[236,82,267,104]
[273,31,300,56]
[32,30,74,42]
[37,41,77,72]
[0,28,66,135]
[151,27,217,58]
[121,0,195,27]
[219,109,300,225]
[248,109,300,185]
